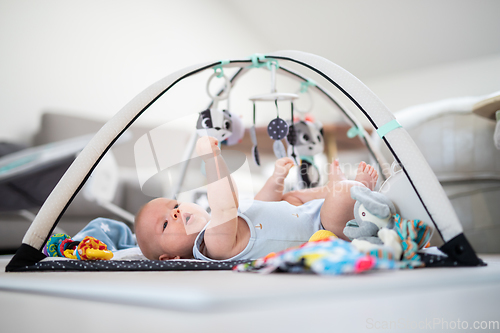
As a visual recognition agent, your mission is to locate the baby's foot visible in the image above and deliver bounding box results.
[354,161,378,190]
[328,159,347,184]
[273,157,294,179]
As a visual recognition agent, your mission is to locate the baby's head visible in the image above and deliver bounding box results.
[135,198,211,260]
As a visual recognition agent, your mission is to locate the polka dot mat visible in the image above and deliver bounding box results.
[420,253,461,267]
[16,259,252,272]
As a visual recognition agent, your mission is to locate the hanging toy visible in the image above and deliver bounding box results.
[224,111,245,146]
[196,67,243,144]
[286,119,324,188]
[249,59,299,163]
[196,108,233,142]
[285,79,323,188]
[268,100,289,159]
[250,102,260,166]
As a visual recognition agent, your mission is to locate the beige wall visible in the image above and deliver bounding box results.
[1,0,499,144]
[0,0,270,144]
[365,54,500,114]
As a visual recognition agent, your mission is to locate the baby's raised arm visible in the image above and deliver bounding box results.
[196,136,240,259]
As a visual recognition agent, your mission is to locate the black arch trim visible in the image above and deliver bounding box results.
[42,62,224,248]
[219,63,385,180]
[267,55,442,241]
[9,55,480,269]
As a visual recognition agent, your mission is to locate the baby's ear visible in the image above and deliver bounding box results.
[159,254,181,260]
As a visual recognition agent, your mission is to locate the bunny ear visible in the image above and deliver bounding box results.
[364,200,391,219]
[350,187,392,219]
[350,186,371,201]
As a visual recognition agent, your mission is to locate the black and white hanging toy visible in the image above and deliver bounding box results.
[196,67,244,145]
[286,119,324,188]
[249,59,299,164]
[286,80,324,188]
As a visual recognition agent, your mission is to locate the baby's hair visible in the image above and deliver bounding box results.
[134,204,145,232]
[134,202,159,260]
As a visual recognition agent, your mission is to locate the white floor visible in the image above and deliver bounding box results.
[1,255,499,332]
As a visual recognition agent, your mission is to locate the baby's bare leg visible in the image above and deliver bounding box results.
[320,160,378,240]
[256,157,328,205]
[282,186,329,206]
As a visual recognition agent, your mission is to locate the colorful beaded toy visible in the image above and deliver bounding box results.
[43,233,113,260]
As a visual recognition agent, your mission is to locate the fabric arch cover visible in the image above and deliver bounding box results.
[6,50,482,271]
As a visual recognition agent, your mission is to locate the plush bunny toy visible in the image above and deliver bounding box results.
[343,186,397,245]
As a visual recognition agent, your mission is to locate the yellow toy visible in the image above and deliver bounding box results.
[43,234,113,260]
[75,236,114,260]
[308,230,337,242]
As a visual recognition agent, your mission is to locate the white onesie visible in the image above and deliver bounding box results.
[193,199,325,261]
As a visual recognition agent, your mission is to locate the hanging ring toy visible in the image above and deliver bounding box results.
[197,68,235,143]
[206,71,231,110]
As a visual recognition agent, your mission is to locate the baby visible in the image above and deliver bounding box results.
[135,136,378,261]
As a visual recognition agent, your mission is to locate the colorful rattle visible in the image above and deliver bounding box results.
[75,236,113,260]
[43,233,75,257]
[43,233,113,260]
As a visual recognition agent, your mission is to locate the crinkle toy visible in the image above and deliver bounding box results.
[234,237,394,275]
[43,234,113,260]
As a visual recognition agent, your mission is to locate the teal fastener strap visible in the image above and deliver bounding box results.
[266,58,279,70]
[347,126,364,139]
[376,119,402,138]
[248,54,279,70]
[213,60,230,78]
[300,79,317,93]
[249,53,267,68]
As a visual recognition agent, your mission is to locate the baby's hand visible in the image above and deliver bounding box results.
[273,157,294,179]
[196,136,220,159]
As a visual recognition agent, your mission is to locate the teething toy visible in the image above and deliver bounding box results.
[44,233,71,257]
[75,236,113,260]
[43,233,113,260]
[309,230,337,242]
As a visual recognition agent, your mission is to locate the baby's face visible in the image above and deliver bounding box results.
[136,198,210,259]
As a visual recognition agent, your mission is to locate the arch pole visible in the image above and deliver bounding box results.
[7,51,481,271]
